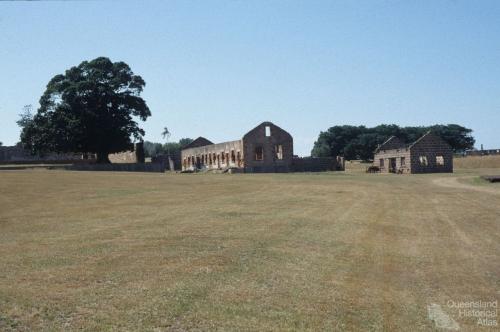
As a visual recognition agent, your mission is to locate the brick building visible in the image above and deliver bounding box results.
[373,131,453,174]
[181,121,343,173]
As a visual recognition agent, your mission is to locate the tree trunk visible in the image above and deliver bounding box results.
[96,152,111,164]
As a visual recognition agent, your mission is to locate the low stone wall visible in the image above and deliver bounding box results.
[66,163,165,173]
[108,142,145,164]
[0,145,87,164]
[108,150,138,163]
[244,165,291,173]
[0,159,92,165]
[151,152,182,170]
[292,157,344,172]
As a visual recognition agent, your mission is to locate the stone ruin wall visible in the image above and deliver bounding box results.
[242,122,294,173]
[108,142,145,164]
[292,156,345,172]
[0,145,88,164]
[181,140,243,171]
[373,149,412,173]
[409,134,453,174]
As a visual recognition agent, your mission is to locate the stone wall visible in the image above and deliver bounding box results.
[108,142,145,164]
[0,145,88,164]
[242,122,293,173]
[373,149,411,173]
[67,162,164,173]
[151,151,182,171]
[292,157,344,172]
[409,133,453,174]
[181,140,243,171]
[108,150,137,163]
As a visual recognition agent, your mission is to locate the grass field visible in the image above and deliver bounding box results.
[454,155,500,169]
[1,168,499,331]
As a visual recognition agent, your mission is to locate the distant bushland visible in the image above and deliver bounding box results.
[311,124,475,161]
[143,138,193,158]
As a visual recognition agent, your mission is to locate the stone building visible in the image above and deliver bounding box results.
[181,121,344,173]
[373,131,453,174]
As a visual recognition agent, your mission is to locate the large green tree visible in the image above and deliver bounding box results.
[312,124,475,160]
[19,57,151,163]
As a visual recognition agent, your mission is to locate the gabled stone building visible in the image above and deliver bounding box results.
[373,131,453,174]
[181,121,344,173]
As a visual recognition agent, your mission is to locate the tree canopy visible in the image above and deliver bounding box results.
[19,57,151,163]
[143,138,193,158]
[311,124,475,161]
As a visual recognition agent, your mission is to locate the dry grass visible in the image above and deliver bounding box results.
[455,155,500,169]
[0,169,499,331]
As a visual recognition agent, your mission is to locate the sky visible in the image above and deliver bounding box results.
[1,1,499,156]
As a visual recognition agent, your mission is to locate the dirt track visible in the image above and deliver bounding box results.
[432,176,500,195]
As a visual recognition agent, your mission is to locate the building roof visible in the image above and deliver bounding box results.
[242,121,292,140]
[374,136,406,153]
[408,131,449,149]
[181,137,214,150]
[408,131,430,148]
[374,131,452,155]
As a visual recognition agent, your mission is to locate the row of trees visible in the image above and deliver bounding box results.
[311,124,475,161]
[143,138,193,159]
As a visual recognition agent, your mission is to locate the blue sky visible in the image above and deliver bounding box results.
[1,1,499,155]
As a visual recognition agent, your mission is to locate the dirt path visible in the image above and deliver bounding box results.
[432,176,500,195]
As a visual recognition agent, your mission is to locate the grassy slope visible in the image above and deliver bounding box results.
[0,169,499,331]
[454,155,500,169]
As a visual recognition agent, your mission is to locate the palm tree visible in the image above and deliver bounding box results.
[161,127,172,169]
[162,127,171,155]
[161,127,170,140]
